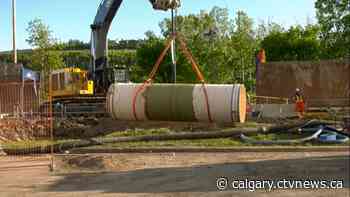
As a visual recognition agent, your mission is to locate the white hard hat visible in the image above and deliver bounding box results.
[296,88,300,92]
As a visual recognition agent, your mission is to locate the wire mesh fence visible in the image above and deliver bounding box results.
[0,80,53,167]
[248,95,290,104]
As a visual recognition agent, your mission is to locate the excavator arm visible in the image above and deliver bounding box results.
[90,0,180,93]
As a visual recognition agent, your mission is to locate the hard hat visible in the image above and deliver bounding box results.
[296,88,300,92]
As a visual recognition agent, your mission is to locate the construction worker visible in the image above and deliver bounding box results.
[257,48,266,64]
[294,88,305,119]
[255,48,266,84]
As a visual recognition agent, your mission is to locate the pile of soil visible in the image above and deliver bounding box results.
[0,118,48,142]
[54,117,99,138]
[56,155,118,171]
[84,118,229,137]
[0,116,227,140]
[54,117,231,139]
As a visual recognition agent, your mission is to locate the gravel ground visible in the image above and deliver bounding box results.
[0,151,349,197]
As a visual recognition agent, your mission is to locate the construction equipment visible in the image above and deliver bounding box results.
[90,0,181,93]
[49,0,181,116]
[51,68,93,97]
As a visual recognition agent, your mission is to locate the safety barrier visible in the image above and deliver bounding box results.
[0,81,53,169]
[248,95,289,105]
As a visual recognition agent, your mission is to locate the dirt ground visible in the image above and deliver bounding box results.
[0,151,349,197]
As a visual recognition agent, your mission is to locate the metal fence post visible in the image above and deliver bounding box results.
[49,73,54,171]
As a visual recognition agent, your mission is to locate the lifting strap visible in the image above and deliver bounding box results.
[132,33,213,122]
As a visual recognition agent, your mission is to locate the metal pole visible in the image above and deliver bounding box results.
[21,65,24,116]
[12,0,17,64]
[171,9,177,83]
[49,73,54,171]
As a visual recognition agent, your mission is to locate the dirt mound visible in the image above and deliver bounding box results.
[0,118,48,142]
[58,155,118,171]
[84,118,226,137]
[54,117,234,139]
[54,117,99,138]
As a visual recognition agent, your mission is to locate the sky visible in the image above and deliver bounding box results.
[0,0,317,51]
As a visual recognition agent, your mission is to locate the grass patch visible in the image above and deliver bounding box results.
[245,133,350,146]
[91,130,350,148]
[1,139,77,150]
[105,128,171,138]
[251,133,304,141]
[2,128,348,151]
[90,138,245,148]
[233,121,272,128]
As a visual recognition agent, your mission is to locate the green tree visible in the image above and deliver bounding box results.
[138,7,260,91]
[157,7,236,83]
[230,11,257,89]
[136,32,178,83]
[315,0,350,58]
[26,18,64,72]
[261,25,321,61]
[256,21,284,42]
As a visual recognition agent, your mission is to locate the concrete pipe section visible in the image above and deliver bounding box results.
[107,83,247,123]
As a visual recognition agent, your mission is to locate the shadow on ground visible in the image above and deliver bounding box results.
[46,155,349,193]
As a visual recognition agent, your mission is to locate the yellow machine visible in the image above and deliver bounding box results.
[51,68,94,98]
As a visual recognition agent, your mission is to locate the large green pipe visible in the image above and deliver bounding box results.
[107,83,247,123]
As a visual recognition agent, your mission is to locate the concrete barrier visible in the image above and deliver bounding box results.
[251,104,296,118]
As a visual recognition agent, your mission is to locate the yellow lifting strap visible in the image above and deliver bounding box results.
[132,33,213,122]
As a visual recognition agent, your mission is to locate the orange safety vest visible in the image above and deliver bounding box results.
[257,49,266,64]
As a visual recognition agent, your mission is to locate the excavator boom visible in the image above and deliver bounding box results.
[90,0,180,93]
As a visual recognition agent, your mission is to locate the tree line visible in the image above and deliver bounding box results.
[53,39,144,51]
[135,0,349,89]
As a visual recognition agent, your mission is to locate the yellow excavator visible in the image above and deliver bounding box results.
[50,0,181,116]
[51,67,93,97]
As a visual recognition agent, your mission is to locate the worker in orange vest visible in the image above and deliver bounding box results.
[294,88,305,119]
[255,48,266,83]
[257,49,266,64]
